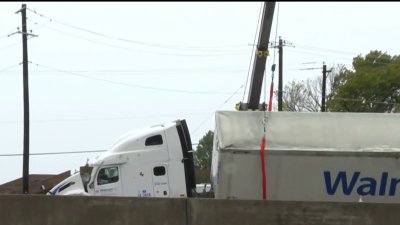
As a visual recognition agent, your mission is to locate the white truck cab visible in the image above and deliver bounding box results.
[49,120,196,198]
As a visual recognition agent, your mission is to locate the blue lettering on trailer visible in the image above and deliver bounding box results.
[324,171,400,196]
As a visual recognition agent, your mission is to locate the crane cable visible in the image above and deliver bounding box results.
[261,2,279,201]
[242,3,264,104]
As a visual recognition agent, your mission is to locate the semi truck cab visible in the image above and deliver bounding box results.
[49,120,196,198]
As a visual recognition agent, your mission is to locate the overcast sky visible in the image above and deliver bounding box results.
[1,2,400,185]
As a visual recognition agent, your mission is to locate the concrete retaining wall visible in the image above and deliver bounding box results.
[188,198,400,225]
[1,195,400,225]
[0,195,186,225]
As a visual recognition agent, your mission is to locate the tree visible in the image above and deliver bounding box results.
[280,77,329,112]
[194,130,214,170]
[278,64,348,112]
[281,79,320,112]
[194,130,214,184]
[327,50,400,112]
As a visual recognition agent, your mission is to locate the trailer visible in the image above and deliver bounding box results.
[211,111,400,203]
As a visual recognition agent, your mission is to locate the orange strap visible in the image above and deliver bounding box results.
[268,81,274,112]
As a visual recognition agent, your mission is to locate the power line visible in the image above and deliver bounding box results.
[0,34,36,50]
[286,48,354,61]
[1,67,247,75]
[191,83,245,135]
[0,142,200,157]
[294,44,358,56]
[292,50,400,68]
[0,41,20,50]
[38,24,250,57]
[29,61,239,95]
[26,8,251,51]
[27,17,52,32]
[0,63,21,72]
[288,46,400,67]
[0,150,107,157]
[331,97,400,106]
[23,7,400,64]
[0,34,10,39]
[1,25,23,39]
[242,2,263,103]
[1,25,22,39]
[0,112,210,124]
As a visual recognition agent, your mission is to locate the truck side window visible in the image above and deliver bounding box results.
[145,134,163,146]
[153,166,166,176]
[97,167,119,185]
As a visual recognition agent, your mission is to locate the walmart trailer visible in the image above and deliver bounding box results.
[211,111,400,203]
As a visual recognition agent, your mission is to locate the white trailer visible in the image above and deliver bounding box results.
[212,111,400,203]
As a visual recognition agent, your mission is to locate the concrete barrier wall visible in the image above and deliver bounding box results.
[188,198,400,225]
[1,195,400,225]
[0,194,186,225]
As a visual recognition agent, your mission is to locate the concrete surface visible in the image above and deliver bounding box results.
[187,198,400,225]
[0,194,186,225]
[1,195,400,225]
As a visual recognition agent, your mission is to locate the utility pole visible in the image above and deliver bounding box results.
[299,62,331,112]
[278,38,283,111]
[21,3,30,194]
[321,63,332,112]
[15,4,37,194]
[271,37,293,111]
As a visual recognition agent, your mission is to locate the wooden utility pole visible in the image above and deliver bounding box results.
[300,62,332,112]
[21,4,30,194]
[321,63,332,112]
[271,37,293,111]
[14,4,33,194]
[278,38,283,111]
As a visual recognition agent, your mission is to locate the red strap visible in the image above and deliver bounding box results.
[260,136,267,200]
[261,74,272,200]
[268,81,274,112]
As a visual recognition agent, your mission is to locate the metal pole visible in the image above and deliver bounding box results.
[321,64,327,112]
[21,3,30,194]
[278,37,283,111]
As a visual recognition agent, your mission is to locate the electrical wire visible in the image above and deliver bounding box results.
[330,97,400,106]
[0,34,36,50]
[29,61,239,95]
[0,41,21,50]
[0,143,199,157]
[0,150,107,157]
[191,83,245,135]
[0,112,210,124]
[0,63,21,73]
[0,68,248,77]
[26,7,251,51]
[266,2,280,112]
[39,24,250,57]
[242,2,264,103]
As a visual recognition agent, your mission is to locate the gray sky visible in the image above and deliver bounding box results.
[1,2,400,185]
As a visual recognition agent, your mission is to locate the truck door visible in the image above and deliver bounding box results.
[152,164,170,197]
[176,120,196,197]
[94,166,122,196]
